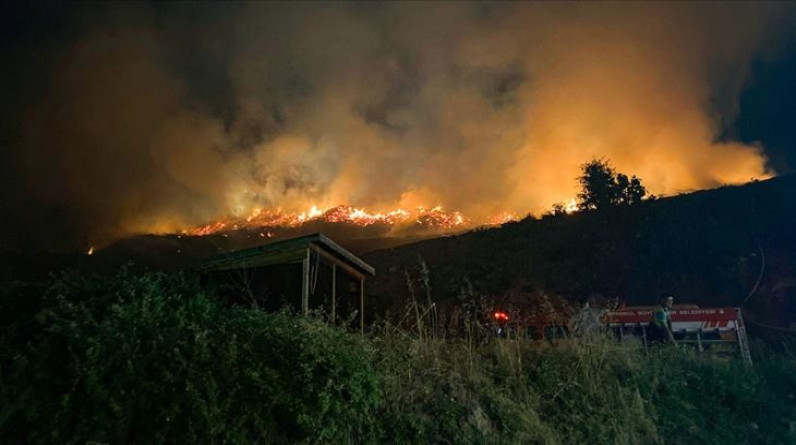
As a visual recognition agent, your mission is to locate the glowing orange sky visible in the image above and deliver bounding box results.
[14,3,782,244]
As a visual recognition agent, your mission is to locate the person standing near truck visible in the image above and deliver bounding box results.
[650,296,677,345]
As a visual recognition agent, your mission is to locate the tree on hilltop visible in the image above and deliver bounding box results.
[577,159,646,211]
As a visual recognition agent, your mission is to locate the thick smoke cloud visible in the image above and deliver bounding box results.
[2,2,792,250]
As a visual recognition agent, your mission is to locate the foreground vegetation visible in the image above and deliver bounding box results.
[2,270,794,444]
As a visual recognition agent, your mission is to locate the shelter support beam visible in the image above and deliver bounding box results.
[302,248,310,315]
[360,276,364,334]
[331,263,336,323]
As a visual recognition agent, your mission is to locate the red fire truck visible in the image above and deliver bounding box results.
[602,306,752,363]
[487,304,752,363]
[488,308,571,341]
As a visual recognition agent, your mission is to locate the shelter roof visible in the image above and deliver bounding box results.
[199,233,375,276]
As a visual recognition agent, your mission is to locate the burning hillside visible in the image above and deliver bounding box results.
[185,193,590,237]
[188,205,469,236]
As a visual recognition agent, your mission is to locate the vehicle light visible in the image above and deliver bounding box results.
[493,311,509,322]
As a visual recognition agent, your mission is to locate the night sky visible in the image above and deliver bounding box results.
[1,2,795,251]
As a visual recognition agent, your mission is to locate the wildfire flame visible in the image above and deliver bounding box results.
[565,198,578,214]
[186,204,470,236]
[183,193,593,238]
[489,212,522,225]
[87,246,95,255]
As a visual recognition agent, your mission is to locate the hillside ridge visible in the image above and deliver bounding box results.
[363,175,796,328]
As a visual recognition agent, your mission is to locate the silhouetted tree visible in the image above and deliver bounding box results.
[622,174,646,205]
[577,159,646,210]
[548,202,567,217]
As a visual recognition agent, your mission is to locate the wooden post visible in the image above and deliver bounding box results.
[302,248,310,315]
[641,326,648,353]
[331,263,336,323]
[360,276,365,334]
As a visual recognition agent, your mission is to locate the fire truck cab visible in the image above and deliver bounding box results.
[488,309,570,341]
[602,306,752,363]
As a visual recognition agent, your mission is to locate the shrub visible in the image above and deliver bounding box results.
[1,269,381,444]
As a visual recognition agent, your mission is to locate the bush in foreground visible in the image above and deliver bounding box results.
[1,270,381,443]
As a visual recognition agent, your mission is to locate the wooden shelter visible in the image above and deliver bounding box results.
[199,233,375,331]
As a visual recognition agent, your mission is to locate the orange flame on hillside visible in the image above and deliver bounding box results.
[183,193,593,238]
[565,198,578,214]
[187,204,470,236]
[489,212,522,225]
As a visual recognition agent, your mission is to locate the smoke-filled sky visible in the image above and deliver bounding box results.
[2,2,795,250]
